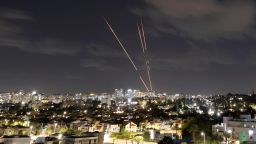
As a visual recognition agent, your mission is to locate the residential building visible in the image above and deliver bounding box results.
[62,132,103,144]
[125,122,137,132]
[212,115,256,143]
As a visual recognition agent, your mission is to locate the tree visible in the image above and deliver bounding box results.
[188,124,199,142]
[46,126,53,135]
[30,122,42,135]
[63,128,82,136]
[134,136,143,144]
[158,136,174,144]
[59,127,68,133]
[110,132,119,144]
[143,131,150,141]
[110,131,133,144]
[121,131,132,144]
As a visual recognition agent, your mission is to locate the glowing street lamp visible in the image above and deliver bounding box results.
[201,132,205,144]
[249,129,253,140]
[32,91,37,95]
[208,108,214,115]
[249,129,254,136]
[227,130,232,134]
[226,129,232,144]
[58,133,63,140]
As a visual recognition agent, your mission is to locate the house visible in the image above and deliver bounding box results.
[145,119,182,140]
[70,120,89,130]
[125,122,137,132]
[105,124,120,133]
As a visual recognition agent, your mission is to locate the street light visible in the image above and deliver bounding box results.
[30,126,33,136]
[54,123,58,134]
[32,90,37,95]
[201,132,205,144]
[226,130,232,144]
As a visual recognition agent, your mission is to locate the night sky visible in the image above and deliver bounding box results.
[0,0,256,94]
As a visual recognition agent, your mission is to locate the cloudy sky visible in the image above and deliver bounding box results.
[0,0,256,94]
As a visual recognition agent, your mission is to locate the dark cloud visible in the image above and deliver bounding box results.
[0,9,120,58]
[27,38,83,55]
[0,9,81,56]
[133,0,256,40]
[86,43,124,58]
[149,40,256,72]
[152,46,238,71]
[0,8,34,21]
[130,0,256,73]
[80,59,115,71]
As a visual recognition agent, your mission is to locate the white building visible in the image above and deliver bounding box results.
[212,115,256,143]
[125,89,133,99]
[105,124,120,133]
[125,122,137,132]
[113,89,124,98]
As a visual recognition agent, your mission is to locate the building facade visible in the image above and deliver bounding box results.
[212,115,256,143]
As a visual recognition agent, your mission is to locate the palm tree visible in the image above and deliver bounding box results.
[188,124,199,142]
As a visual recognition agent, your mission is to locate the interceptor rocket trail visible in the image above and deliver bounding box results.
[104,18,149,91]
[141,20,147,51]
[104,18,138,71]
[137,23,145,53]
[138,20,153,91]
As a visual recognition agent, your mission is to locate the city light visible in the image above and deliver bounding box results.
[58,133,63,140]
[32,91,37,95]
[149,129,155,140]
[0,1,254,144]
[208,108,214,115]
[249,129,253,136]
[227,129,232,134]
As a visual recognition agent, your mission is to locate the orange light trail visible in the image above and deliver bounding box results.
[104,18,149,91]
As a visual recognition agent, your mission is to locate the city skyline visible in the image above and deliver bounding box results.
[0,0,256,94]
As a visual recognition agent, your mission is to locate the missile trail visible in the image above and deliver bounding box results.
[137,21,152,91]
[141,20,147,51]
[104,18,138,71]
[140,20,153,91]
[139,76,149,92]
[138,22,151,91]
[137,23,145,53]
[104,18,149,91]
